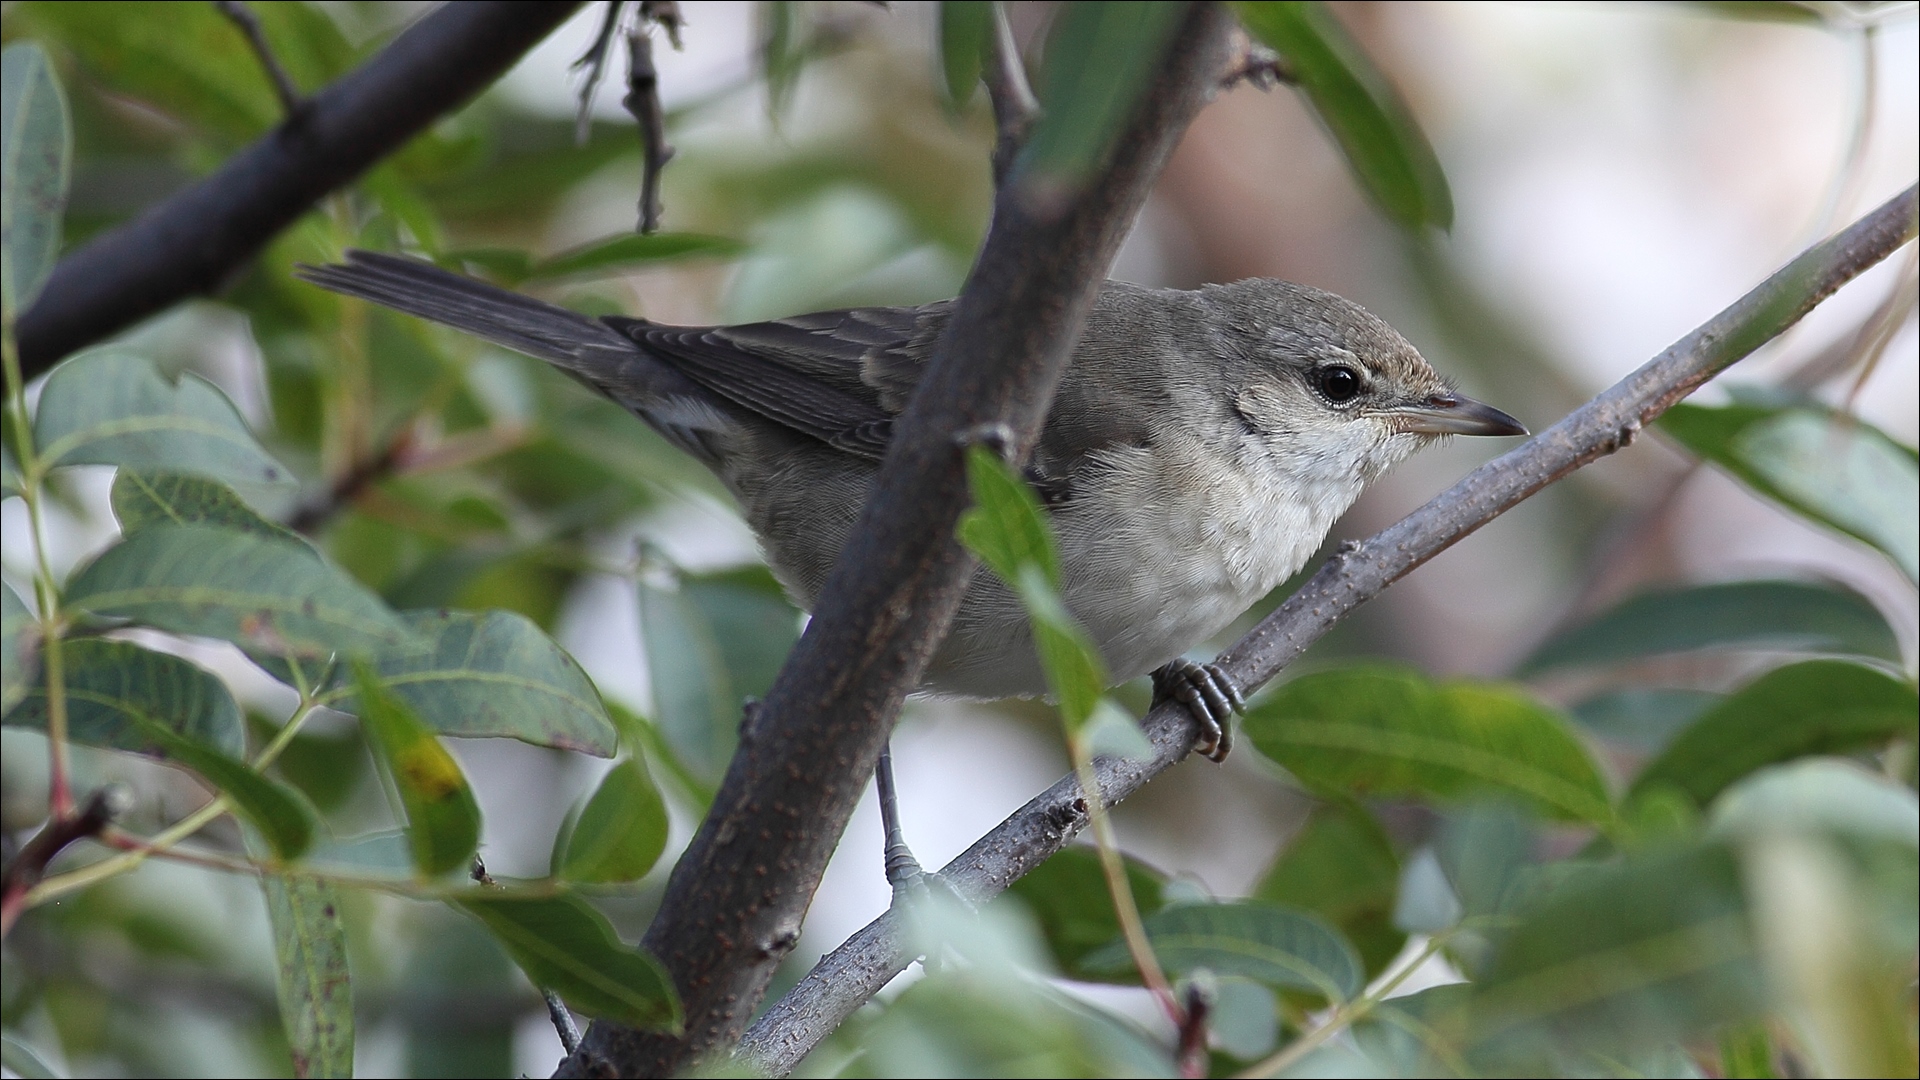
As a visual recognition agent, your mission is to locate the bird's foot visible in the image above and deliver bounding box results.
[1151,658,1244,763]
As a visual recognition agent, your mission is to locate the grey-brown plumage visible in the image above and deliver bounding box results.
[297,251,1524,754]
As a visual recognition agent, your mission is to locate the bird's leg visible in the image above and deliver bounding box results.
[1151,658,1244,763]
[875,741,926,898]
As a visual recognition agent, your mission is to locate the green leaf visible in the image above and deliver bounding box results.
[65,524,418,659]
[760,0,803,120]
[455,892,681,1030]
[1661,402,1919,580]
[1523,579,1901,673]
[1,579,36,714]
[958,447,1060,587]
[1633,661,1918,808]
[1081,899,1365,1003]
[1020,567,1108,730]
[560,755,669,884]
[175,738,317,859]
[1709,758,1918,848]
[351,664,480,877]
[260,872,354,1080]
[111,469,299,541]
[1020,2,1187,186]
[1233,1,1453,230]
[516,233,744,284]
[638,565,800,777]
[939,1,994,107]
[6,637,243,757]
[319,609,617,756]
[33,352,291,487]
[1256,800,1405,977]
[0,1035,59,1080]
[1004,846,1167,982]
[2,41,71,319]
[1465,843,1761,1066]
[1570,688,1722,755]
[1245,666,1614,824]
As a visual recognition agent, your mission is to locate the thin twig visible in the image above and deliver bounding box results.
[286,427,413,535]
[546,991,584,1055]
[570,1,629,145]
[625,21,675,233]
[984,1,1039,186]
[1,786,130,937]
[1220,41,1294,90]
[16,2,585,381]
[214,0,306,117]
[736,184,1919,1075]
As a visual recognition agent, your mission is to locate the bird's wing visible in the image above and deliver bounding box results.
[604,305,945,460]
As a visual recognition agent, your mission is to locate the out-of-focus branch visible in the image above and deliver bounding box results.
[555,4,1239,1077]
[2,786,131,938]
[625,20,675,233]
[14,2,583,382]
[737,182,1920,1076]
[213,0,306,116]
[984,1,1039,185]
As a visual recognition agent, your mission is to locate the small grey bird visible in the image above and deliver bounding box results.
[298,252,1524,761]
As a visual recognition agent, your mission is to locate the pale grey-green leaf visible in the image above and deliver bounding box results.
[1,42,71,318]
[34,351,291,487]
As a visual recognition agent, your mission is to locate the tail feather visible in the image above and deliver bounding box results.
[294,250,689,401]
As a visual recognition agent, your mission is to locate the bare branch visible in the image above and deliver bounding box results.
[14,2,585,382]
[570,1,628,145]
[984,1,1039,186]
[554,4,1240,1076]
[2,786,132,938]
[625,22,675,234]
[738,182,1920,1075]
[213,0,306,116]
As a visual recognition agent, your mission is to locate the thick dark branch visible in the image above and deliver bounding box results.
[985,1,1039,186]
[14,1,584,381]
[738,182,1920,1075]
[2,786,131,938]
[556,4,1239,1076]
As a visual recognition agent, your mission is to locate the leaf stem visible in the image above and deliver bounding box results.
[1234,932,1453,1079]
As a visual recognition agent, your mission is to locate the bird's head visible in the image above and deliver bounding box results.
[1211,279,1526,485]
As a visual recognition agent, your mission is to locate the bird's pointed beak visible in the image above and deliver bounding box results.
[1387,392,1528,437]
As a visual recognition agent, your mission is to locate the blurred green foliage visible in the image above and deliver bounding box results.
[2,3,1916,1079]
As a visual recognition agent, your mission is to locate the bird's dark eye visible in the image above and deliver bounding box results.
[1316,365,1362,403]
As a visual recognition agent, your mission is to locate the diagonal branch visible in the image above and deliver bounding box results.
[14,1,584,382]
[984,1,1039,186]
[555,4,1240,1076]
[738,182,1920,1075]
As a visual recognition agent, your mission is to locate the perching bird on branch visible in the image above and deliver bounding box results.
[298,251,1525,761]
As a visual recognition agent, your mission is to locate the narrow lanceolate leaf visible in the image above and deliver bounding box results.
[1,42,71,319]
[65,524,418,659]
[261,873,353,1079]
[939,1,994,107]
[4,638,244,757]
[319,609,617,756]
[1467,843,1761,1065]
[1257,800,1405,977]
[1021,2,1187,185]
[172,736,317,858]
[456,893,682,1030]
[519,233,744,284]
[560,756,670,884]
[33,351,292,487]
[959,447,1060,587]
[1245,666,1613,824]
[111,470,300,542]
[1661,402,1919,581]
[352,664,480,877]
[1005,846,1168,981]
[1,580,36,714]
[1233,1,1453,231]
[1081,900,1365,1004]
[1633,661,1918,808]
[1523,579,1900,673]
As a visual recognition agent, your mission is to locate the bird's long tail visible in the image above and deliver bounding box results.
[294,250,699,413]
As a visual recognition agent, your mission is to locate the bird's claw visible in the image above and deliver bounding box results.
[1152,658,1243,763]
